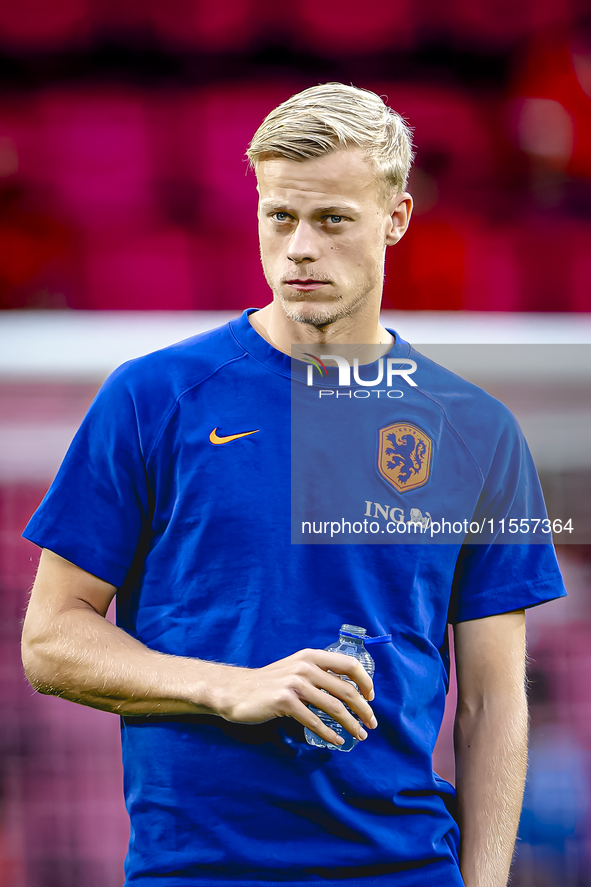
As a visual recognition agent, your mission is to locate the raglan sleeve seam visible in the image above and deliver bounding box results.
[144,352,251,467]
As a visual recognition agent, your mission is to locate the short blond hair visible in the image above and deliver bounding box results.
[247,82,414,193]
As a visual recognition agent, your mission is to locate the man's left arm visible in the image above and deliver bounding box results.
[453,609,528,887]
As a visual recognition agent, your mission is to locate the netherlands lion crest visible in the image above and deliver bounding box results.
[378,422,432,493]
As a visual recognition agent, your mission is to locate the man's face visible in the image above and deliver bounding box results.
[256,148,407,328]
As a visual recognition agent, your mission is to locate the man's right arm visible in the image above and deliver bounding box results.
[21,549,376,746]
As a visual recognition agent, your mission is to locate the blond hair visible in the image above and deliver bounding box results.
[247,82,414,193]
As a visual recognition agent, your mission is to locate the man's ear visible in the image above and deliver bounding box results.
[385,192,413,246]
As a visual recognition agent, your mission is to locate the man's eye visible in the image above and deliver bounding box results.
[325,215,344,224]
[272,212,291,222]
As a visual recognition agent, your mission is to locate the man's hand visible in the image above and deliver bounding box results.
[22,550,376,746]
[210,649,376,745]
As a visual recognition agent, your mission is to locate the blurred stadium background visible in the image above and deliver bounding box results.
[1,1,591,884]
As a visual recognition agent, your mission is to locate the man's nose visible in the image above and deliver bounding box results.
[287,221,320,264]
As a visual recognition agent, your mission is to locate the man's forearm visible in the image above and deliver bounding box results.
[21,550,376,743]
[22,601,377,746]
[22,602,224,716]
[454,691,528,887]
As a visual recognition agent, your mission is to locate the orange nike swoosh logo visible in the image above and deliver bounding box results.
[209,427,260,445]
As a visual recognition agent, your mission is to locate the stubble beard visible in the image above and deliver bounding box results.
[275,273,380,329]
[261,248,384,329]
[277,291,364,328]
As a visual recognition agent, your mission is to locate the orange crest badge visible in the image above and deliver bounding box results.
[378,422,433,493]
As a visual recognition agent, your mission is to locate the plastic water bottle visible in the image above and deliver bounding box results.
[304,624,375,752]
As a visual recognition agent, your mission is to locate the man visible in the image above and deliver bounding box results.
[21,83,566,887]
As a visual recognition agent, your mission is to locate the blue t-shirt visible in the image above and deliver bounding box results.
[23,310,567,887]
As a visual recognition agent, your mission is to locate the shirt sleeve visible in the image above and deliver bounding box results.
[448,542,567,623]
[448,408,568,623]
[22,363,154,587]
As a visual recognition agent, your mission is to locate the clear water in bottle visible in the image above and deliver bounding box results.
[304,624,375,752]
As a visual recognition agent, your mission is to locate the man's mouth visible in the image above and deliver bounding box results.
[284,279,330,291]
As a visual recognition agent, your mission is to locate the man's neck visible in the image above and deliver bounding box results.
[248,301,393,357]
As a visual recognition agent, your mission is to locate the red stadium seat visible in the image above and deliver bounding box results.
[384,206,527,313]
[0,102,42,186]
[510,218,587,313]
[87,0,149,34]
[570,224,591,311]
[384,213,467,311]
[460,223,521,312]
[178,83,302,218]
[370,82,499,214]
[146,0,258,51]
[194,225,268,310]
[38,89,155,231]
[292,0,413,53]
[0,0,91,49]
[512,35,591,180]
[176,84,303,309]
[80,227,199,310]
[376,80,506,312]
[429,0,575,49]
